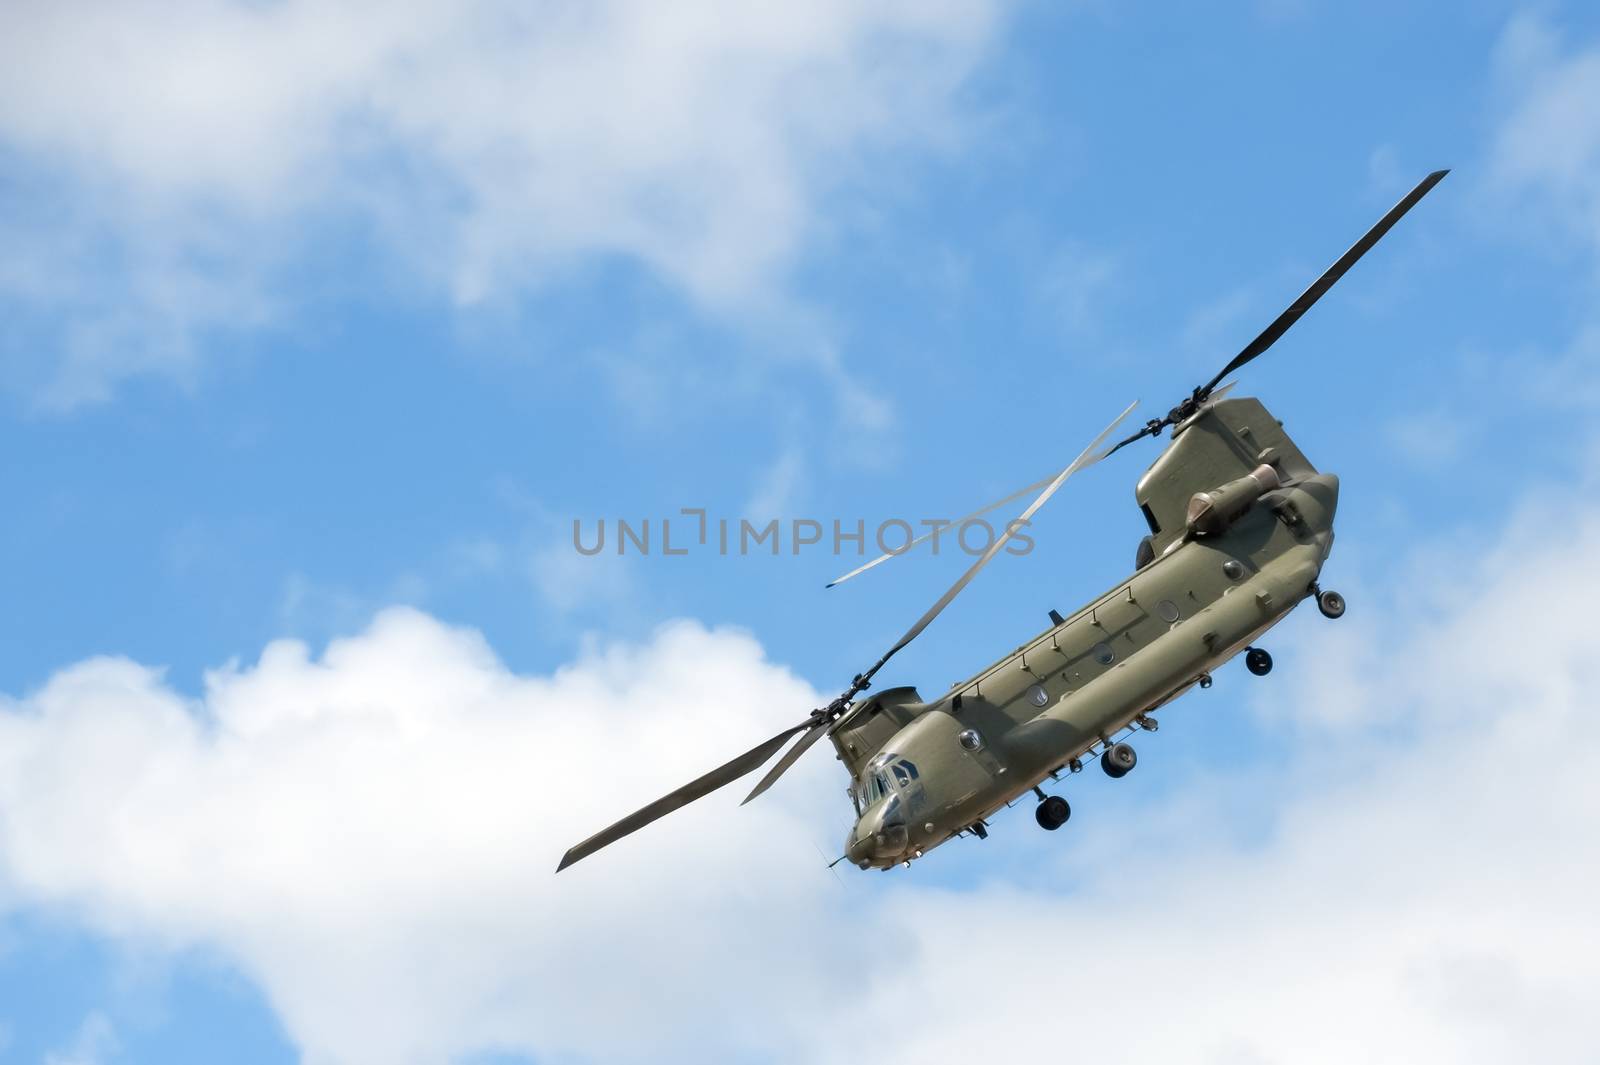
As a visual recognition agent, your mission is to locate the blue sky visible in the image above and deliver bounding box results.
[3,2,1600,1063]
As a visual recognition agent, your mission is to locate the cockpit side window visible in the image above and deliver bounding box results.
[901,759,919,780]
[891,763,910,788]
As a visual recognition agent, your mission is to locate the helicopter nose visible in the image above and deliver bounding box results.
[874,822,909,857]
[847,834,877,866]
[847,819,910,867]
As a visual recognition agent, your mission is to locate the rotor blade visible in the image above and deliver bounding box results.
[826,471,1057,588]
[556,720,811,872]
[1098,382,1240,461]
[827,397,1158,589]
[854,399,1139,690]
[741,718,830,805]
[1200,169,1448,396]
[1100,418,1166,461]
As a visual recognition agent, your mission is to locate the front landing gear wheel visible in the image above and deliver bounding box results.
[1101,742,1137,778]
[1245,647,1273,676]
[1317,589,1346,620]
[1035,795,1071,830]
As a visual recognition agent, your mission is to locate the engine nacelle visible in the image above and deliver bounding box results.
[1185,463,1280,536]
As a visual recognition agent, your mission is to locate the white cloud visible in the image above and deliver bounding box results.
[1488,14,1600,262]
[1180,283,1257,354]
[4,493,1600,1063]
[527,535,636,613]
[0,0,1006,405]
[44,1012,117,1065]
[1035,239,1120,339]
[1383,407,1469,472]
[0,612,846,1064]
[826,496,1600,1065]
[742,443,807,520]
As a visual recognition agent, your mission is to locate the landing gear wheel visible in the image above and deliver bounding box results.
[1317,589,1346,620]
[1101,742,1137,778]
[1035,795,1071,831]
[1245,647,1273,676]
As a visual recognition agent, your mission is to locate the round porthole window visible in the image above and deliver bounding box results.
[958,728,984,751]
[1027,684,1049,708]
[1093,641,1115,665]
[1222,559,1244,580]
[1157,599,1180,623]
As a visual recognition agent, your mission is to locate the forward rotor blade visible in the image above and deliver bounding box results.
[741,718,830,804]
[826,472,1056,589]
[853,400,1139,690]
[1201,169,1448,395]
[556,720,811,872]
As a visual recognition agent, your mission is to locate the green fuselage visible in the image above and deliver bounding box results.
[835,398,1338,870]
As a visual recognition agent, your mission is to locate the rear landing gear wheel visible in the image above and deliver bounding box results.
[1101,742,1137,778]
[1317,589,1346,620]
[1245,647,1273,676]
[1035,795,1071,830]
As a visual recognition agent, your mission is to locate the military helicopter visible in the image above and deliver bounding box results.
[558,169,1448,873]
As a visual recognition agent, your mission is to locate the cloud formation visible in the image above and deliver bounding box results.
[1489,14,1600,262]
[3,489,1600,1063]
[0,612,852,1064]
[838,496,1600,1065]
[0,0,1004,405]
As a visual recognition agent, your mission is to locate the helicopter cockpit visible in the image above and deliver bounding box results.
[845,752,928,868]
[852,753,920,815]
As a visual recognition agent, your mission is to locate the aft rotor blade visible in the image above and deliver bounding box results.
[854,400,1139,690]
[825,472,1056,589]
[1201,169,1448,395]
[1098,418,1164,461]
[1098,381,1241,461]
[741,718,830,805]
[556,720,811,872]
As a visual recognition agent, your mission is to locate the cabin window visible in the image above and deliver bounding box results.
[1140,502,1161,535]
[1093,641,1116,665]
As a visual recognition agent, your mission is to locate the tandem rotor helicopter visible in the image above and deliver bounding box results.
[558,169,1449,873]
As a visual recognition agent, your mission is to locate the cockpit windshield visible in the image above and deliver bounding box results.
[855,755,919,813]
